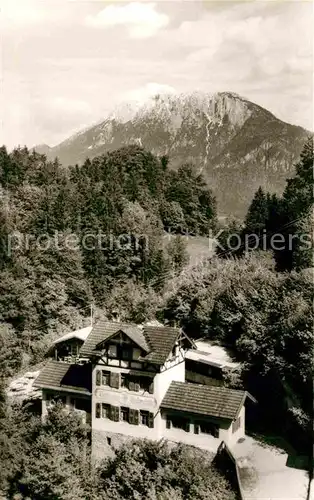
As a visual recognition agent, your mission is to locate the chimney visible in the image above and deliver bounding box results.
[111,310,121,323]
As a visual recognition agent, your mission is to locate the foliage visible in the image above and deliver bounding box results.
[0,144,215,372]
[99,439,236,500]
[234,139,313,269]
[1,405,236,500]
[161,254,313,452]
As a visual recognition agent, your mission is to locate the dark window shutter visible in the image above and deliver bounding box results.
[110,372,120,389]
[148,381,154,394]
[110,406,120,421]
[96,370,101,386]
[185,421,190,432]
[148,412,154,428]
[129,408,134,424]
[134,383,140,392]
[213,426,219,438]
[194,424,199,434]
[109,405,114,420]
[109,405,119,421]
[133,409,139,425]
[95,403,101,418]
[166,419,171,429]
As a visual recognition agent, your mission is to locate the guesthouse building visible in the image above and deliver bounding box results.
[34,320,255,458]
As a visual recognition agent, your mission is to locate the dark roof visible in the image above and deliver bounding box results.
[160,381,250,420]
[117,325,150,353]
[80,320,181,365]
[141,326,180,365]
[33,361,91,394]
[80,321,145,358]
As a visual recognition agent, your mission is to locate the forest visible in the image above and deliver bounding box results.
[0,138,313,497]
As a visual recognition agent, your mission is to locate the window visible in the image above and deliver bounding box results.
[102,403,110,418]
[46,393,66,405]
[121,346,132,360]
[75,399,91,413]
[108,344,117,358]
[121,374,127,388]
[96,370,110,386]
[171,417,190,432]
[140,410,149,426]
[102,370,110,385]
[232,417,241,433]
[195,421,219,438]
[72,343,79,357]
[107,437,112,446]
[200,422,219,437]
[139,378,151,392]
[120,406,129,422]
[120,375,153,393]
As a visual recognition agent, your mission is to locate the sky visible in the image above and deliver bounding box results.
[1,0,313,149]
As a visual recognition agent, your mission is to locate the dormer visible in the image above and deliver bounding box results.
[49,326,92,363]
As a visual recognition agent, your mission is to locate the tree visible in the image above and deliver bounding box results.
[7,405,93,500]
[160,201,186,233]
[99,439,236,500]
[166,235,189,272]
[245,187,269,233]
[274,138,313,270]
[161,254,313,453]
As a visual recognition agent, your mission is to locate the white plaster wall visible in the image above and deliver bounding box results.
[161,419,221,453]
[93,414,163,440]
[229,406,245,446]
[218,420,232,444]
[91,357,185,439]
[154,358,185,405]
[92,363,160,437]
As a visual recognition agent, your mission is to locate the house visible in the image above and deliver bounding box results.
[34,320,255,459]
[48,326,92,362]
[185,338,240,386]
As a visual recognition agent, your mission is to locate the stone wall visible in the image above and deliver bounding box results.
[92,429,134,461]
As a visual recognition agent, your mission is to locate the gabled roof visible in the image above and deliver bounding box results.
[160,381,254,420]
[96,325,150,353]
[140,325,180,365]
[33,361,92,395]
[53,326,92,345]
[80,321,145,358]
[79,320,183,365]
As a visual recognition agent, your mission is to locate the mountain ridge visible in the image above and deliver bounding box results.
[35,92,310,216]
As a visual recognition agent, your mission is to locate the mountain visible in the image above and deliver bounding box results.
[46,92,310,217]
[32,144,52,155]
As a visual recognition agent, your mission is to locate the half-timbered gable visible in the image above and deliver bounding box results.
[34,320,255,459]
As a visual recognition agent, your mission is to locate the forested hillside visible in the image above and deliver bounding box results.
[0,139,312,463]
[0,144,216,377]
[161,139,313,454]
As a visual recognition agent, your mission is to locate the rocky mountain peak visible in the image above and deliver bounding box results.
[43,91,310,217]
